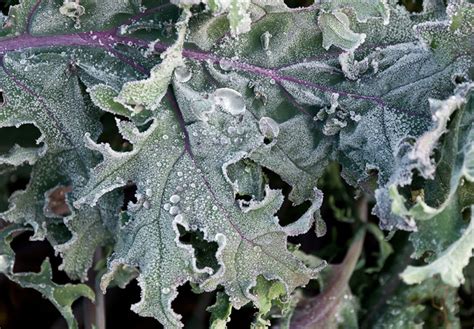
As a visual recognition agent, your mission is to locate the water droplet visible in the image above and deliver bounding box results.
[163,134,169,140]
[259,117,280,141]
[212,88,246,116]
[269,78,275,85]
[174,65,192,83]
[177,171,183,177]
[143,201,150,209]
[253,245,261,252]
[174,214,184,222]
[169,206,180,215]
[161,287,170,294]
[212,205,218,211]
[219,58,232,71]
[163,203,171,211]
[260,31,272,51]
[170,195,181,203]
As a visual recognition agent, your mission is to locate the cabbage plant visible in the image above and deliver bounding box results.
[0,0,472,328]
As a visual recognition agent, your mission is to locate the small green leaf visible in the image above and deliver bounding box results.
[0,225,94,329]
[208,292,232,329]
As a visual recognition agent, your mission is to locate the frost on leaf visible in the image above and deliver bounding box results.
[401,205,474,287]
[387,84,473,286]
[321,0,390,24]
[115,10,191,113]
[0,0,472,327]
[318,11,366,51]
[316,0,389,51]
[76,88,324,327]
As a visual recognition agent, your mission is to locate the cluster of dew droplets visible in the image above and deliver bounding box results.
[313,93,362,136]
[59,0,85,29]
[164,184,187,226]
[128,186,153,212]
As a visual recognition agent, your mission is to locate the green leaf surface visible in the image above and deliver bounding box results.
[0,0,471,327]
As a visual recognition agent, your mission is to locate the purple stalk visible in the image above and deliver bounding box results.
[0,12,424,119]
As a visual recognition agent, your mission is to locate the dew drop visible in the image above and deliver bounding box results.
[227,126,237,135]
[259,117,280,141]
[174,65,192,83]
[174,214,184,222]
[212,88,246,116]
[163,134,169,140]
[161,287,170,294]
[169,206,180,215]
[163,203,171,211]
[170,194,181,204]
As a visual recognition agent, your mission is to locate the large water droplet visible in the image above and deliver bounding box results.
[169,206,180,215]
[170,194,181,204]
[174,65,192,83]
[212,88,246,116]
[258,117,280,141]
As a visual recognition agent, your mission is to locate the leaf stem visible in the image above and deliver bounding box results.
[84,248,106,329]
